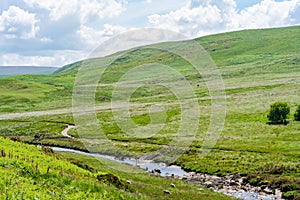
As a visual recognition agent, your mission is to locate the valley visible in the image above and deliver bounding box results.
[0,26,300,199]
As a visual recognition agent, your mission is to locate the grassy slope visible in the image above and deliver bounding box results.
[0,71,75,112]
[0,137,229,199]
[0,25,300,198]
[0,26,299,113]
[0,137,138,200]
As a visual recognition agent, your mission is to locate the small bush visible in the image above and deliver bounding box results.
[294,105,300,121]
[41,146,54,154]
[97,173,129,191]
[70,159,94,172]
[267,102,290,125]
[280,183,299,192]
[244,174,262,186]
[9,136,21,142]
[282,191,300,200]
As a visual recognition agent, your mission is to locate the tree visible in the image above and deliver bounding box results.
[294,105,300,121]
[267,102,290,125]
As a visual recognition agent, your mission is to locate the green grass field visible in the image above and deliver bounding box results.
[0,136,231,199]
[0,25,300,199]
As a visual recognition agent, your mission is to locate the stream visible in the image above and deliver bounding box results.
[51,146,283,200]
[52,147,186,176]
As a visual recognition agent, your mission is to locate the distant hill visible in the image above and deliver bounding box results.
[0,66,57,77]
[57,25,300,74]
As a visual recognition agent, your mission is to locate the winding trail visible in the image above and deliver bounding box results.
[0,96,220,121]
[0,102,158,121]
[61,125,75,138]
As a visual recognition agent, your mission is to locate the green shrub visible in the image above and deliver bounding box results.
[294,105,300,121]
[97,173,130,191]
[267,102,290,125]
[282,191,300,200]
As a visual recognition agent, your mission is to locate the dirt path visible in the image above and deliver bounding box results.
[0,100,193,121]
[61,125,75,138]
[0,104,113,120]
[0,108,73,120]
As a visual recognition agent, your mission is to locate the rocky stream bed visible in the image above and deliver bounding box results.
[52,146,284,200]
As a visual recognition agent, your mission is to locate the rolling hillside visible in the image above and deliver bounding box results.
[0,25,300,199]
[0,26,299,113]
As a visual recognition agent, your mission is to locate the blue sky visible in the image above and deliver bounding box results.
[0,0,299,67]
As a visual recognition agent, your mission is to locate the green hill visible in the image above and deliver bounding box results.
[0,25,300,199]
[0,26,299,113]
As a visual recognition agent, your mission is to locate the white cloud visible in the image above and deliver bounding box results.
[40,37,53,43]
[2,0,300,67]
[234,0,300,29]
[148,0,237,36]
[0,50,87,67]
[23,0,125,23]
[23,0,77,21]
[79,0,125,24]
[289,1,300,24]
[148,0,300,37]
[0,6,39,39]
[77,24,128,48]
[0,1,128,67]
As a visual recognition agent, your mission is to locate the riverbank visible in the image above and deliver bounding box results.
[2,136,230,200]
[51,146,283,200]
[182,172,282,200]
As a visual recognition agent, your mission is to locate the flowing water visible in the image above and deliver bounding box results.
[51,147,282,200]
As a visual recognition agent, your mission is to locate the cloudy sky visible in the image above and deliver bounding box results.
[0,0,299,67]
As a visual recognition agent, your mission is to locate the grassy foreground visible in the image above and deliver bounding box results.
[0,136,230,199]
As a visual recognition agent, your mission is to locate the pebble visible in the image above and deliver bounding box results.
[183,172,283,200]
